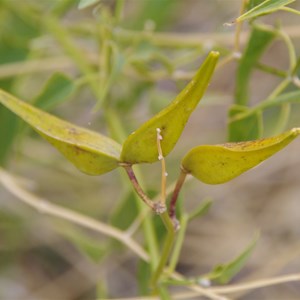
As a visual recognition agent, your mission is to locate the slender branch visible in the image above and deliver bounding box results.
[169,169,188,229]
[122,164,166,214]
[0,168,149,262]
[234,0,247,52]
[210,273,300,294]
[122,164,155,210]
[151,211,176,291]
[156,128,167,205]
[168,213,189,273]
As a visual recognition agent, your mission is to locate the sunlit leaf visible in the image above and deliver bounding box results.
[121,51,219,164]
[236,0,295,22]
[182,128,300,184]
[34,73,75,110]
[235,25,276,106]
[204,233,259,284]
[228,105,263,142]
[0,89,121,175]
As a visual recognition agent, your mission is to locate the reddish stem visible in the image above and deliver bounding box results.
[169,169,187,229]
[123,164,166,214]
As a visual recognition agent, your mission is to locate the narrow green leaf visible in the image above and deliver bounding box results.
[0,89,121,175]
[182,128,300,184]
[34,73,75,110]
[236,0,295,22]
[246,0,265,10]
[188,199,213,222]
[204,233,259,284]
[236,25,276,106]
[110,191,138,230]
[228,105,263,142]
[121,51,219,164]
[228,90,300,126]
[257,90,300,109]
[0,108,20,165]
[78,0,101,9]
[137,260,151,295]
[59,225,106,262]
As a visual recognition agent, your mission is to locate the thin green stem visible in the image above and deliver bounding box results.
[168,213,189,273]
[43,17,102,100]
[114,0,125,23]
[255,62,287,78]
[105,106,159,271]
[280,6,300,17]
[151,211,176,291]
[273,103,291,134]
[279,28,297,70]
[234,0,248,52]
[266,77,291,100]
[229,77,292,123]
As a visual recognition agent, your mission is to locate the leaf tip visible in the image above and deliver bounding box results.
[291,127,300,136]
[210,51,220,58]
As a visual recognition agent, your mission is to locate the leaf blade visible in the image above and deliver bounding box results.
[0,89,122,175]
[121,51,219,164]
[236,0,295,22]
[204,233,259,284]
[228,105,263,142]
[34,73,75,110]
[235,25,276,106]
[182,128,300,184]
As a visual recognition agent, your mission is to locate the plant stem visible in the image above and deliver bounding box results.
[156,128,167,205]
[0,168,149,262]
[123,164,156,211]
[169,169,187,228]
[151,211,176,291]
[168,213,189,273]
[234,0,247,52]
[119,166,159,270]
[105,108,159,270]
[44,17,102,101]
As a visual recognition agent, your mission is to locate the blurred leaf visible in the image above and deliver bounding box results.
[59,225,106,262]
[34,73,75,110]
[257,90,300,109]
[0,7,41,164]
[121,51,219,164]
[205,233,259,284]
[0,210,26,269]
[246,0,265,10]
[158,285,171,300]
[137,260,151,295]
[128,0,180,30]
[228,105,263,142]
[188,199,213,222]
[0,89,122,175]
[110,191,138,230]
[78,0,101,9]
[182,128,300,184]
[235,25,276,106]
[0,109,20,165]
[236,0,295,22]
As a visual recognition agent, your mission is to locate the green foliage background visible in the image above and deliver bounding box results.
[1,0,300,299]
